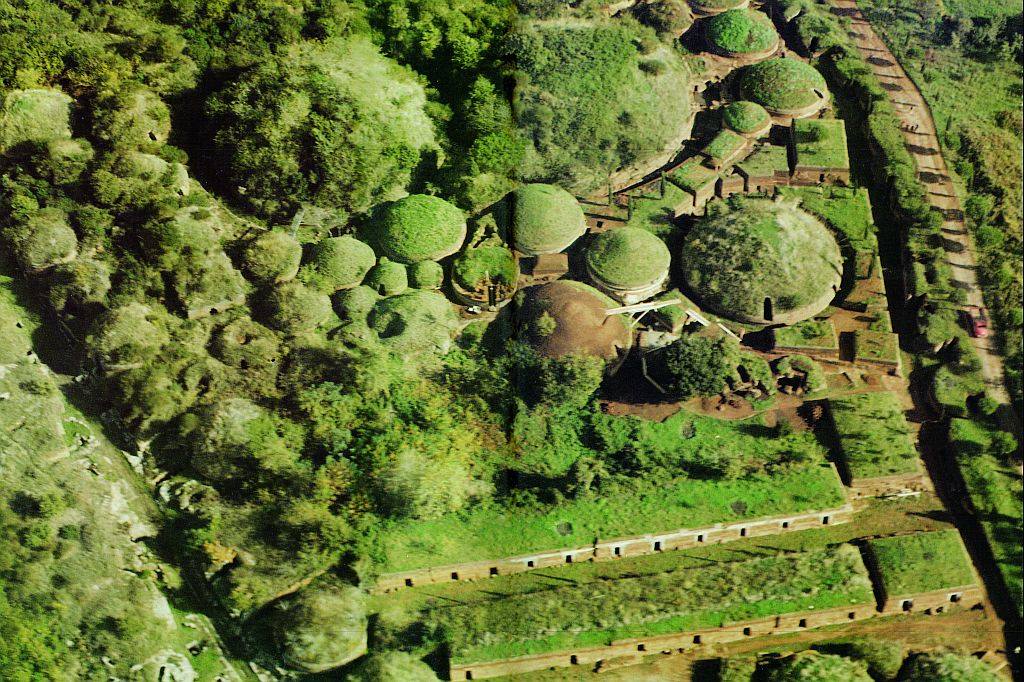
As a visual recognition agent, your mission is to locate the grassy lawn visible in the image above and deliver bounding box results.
[702,129,748,163]
[866,530,977,596]
[949,418,1023,615]
[853,329,900,363]
[792,118,850,170]
[433,545,873,664]
[828,392,920,480]
[372,461,845,573]
[736,144,790,178]
[775,319,839,351]
[778,185,877,253]
[666,158,718,193]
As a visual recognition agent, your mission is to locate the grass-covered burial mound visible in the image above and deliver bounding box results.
[585,227,671,303]
[705,9,779,56]
[681,197,842,325]
[721,100,772,135]
[516,280,632,361]
[508,183,587,255]
[739,58,829,116]
[365,194,466,264]
[509,20,693,192]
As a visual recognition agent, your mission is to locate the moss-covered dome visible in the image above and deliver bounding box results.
[721,101,772,135]
[368,289,460,355]
[304,235,376,291]
[585,228,671,292]
[690,0,748,14]
[739,58,829,115]
[516,280,632,360]
[0,88,72,151]
[453,245,518,290]
[365,194,466,264]
[243,230,302,284]
[705,8,778,56]
[681,197,842,325]
[365,259,408,296]
[408,260,444,289]
[509,184,587,255]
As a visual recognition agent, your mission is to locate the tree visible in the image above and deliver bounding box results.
[817,639,905,680]
[653,335,740,400]
[272,582,368,673]
[91,87,171,152]
[207,37,438,220]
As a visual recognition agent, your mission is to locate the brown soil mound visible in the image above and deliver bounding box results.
[516,281,632,360]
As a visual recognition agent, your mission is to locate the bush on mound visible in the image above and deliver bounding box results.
[509,20,693,192]
[303,236,376,292]
[243,231,302,284]
[681,197,842,325]
[722,101,772,135]
[706,9,778,55]
[452,245,518,297]
[368,290,460,355]
[739,58,828,113]
[273,583,368,673]
[365,259,409,296]
[408,260,444,289]
[516,280,632,361]
[0,88,72,151]
[585,227,670,291]
[765,652,872,682]
[365,194,466,264]
[509,183,587,255]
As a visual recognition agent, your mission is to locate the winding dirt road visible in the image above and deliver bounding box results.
[831,0,1011,408]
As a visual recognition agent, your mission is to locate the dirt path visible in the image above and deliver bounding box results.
[830,0,1011,410]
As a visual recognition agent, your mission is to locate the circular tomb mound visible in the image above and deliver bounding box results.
[365,194,466,264]
[739,58,829,117]
[304,236,376,292]
[705,9,779,58]
[516,280,633,362]
[680,197,842,325]
[721,100,772,137]
[368,289,460,356]
[690,0,748,15]
[508,184,587,256]
[451,244,519,307]
[585,228,671,304]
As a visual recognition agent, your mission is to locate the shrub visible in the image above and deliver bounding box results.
[651,334,741,400]
[901,652,1001,682]
[243,231,302,284]
[452,245,518,291]
[766,652,871,682]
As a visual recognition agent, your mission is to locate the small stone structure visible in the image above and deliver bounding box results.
[791,119,851,186]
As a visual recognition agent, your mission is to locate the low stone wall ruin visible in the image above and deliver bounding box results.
[373,473,852,593]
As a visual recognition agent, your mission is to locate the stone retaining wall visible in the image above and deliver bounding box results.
[448,601,874,680]
[373,473,852,593]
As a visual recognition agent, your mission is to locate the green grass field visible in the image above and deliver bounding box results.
[775,319,839,351]
[778,185,877,253]
[949,418,1023,615]
[373,460,845,573]
[867,530,976,596]
[829,392,920,480]
[433,545,873,664]
[793,118,849,170]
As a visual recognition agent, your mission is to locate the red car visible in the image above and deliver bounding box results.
[963,306,989,338]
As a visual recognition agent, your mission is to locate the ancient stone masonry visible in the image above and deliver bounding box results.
[373,469,851,593]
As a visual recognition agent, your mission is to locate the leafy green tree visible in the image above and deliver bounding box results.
[653,335,741,400]
[207,37,438,220]
[91,87,171,152]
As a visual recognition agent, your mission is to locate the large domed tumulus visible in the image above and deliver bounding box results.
[705,9,779,57]
[739,58,829,116]
[680,197,842,325]
[585,228,671,303]
[508,184,587,255]
[364,194,466,264]
[516,281,632,361]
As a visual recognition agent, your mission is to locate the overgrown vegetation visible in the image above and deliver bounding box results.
[867,530,977,596]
